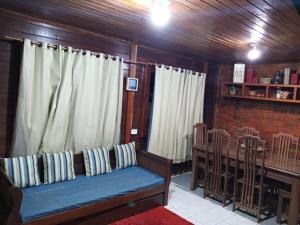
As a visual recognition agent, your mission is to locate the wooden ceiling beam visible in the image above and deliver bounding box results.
[2,0,300,63]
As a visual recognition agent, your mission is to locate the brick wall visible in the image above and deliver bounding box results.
[214,63,300,149]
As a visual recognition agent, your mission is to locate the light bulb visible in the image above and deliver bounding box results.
[247,46,261,60]
[151,3,170,26]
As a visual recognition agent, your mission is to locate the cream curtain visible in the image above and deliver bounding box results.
[12,39,123,156]
[148,66,206,163]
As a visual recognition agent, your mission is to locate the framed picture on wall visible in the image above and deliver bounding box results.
[233,63,245,83]
[126,77,139,91]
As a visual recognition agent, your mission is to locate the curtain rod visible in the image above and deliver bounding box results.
[4,36,148,65]
[4,35,204,74]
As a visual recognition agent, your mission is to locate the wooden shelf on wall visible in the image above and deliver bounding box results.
[222,82,300,104]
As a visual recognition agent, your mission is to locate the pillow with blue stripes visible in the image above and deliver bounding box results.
[0,154,41,188]
[114,142,137,170]
[42,151,76,184]
[83,147,112,176]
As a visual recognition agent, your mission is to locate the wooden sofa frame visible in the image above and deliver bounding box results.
[0,150,172,225]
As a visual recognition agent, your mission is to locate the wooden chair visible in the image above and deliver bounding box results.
[238,127,264,152]
[193,123,207,148]
[271,133,299,162]
[190,123,207,190]
[238,127,260,137]
[272,133,299,224]
[203,129,233,207]
[233,135,267,223]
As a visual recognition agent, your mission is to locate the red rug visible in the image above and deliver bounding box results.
[109,206,193,225]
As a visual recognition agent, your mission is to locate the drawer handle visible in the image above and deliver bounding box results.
[128,200,136,208]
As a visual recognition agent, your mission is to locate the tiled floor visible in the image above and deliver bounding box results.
[165,172,281,225]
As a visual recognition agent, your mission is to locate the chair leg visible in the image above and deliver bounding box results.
[256,213,261,223]
[232,199,236,211]
[276,191,284,224]
[203,181,207,198]
[203,184,208,198]
[203,169,208,198]
[232,180,237,211]
[257,189,263,223]
[223,176,228,207]
[222,195,226,207]
[190,151,199,191]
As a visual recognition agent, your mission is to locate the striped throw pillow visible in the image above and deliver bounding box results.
[83,147,112,176]
[42,151,76,184]
[0,155,41,188]
[114,142,137,170]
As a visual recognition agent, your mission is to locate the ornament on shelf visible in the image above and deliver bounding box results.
[233,63,245,83]
[272,71,284,84]
[229,86,237,95]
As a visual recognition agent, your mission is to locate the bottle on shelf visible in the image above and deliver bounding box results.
[291,69,298,85]
[284,68,290,85]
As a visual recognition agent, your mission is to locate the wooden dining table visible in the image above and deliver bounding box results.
[191,138,300,225]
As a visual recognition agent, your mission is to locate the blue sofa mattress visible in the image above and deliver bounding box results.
[20,166,165,223]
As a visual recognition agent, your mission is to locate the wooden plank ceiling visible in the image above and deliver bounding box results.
[1,0,300,63]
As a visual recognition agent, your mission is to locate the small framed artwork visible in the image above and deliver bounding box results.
[126,77,139,91]
[233,63,245,83]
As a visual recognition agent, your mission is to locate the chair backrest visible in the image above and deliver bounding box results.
[205,129,230,194]
[235,135,266,208]
[193,123,207,147]
[238,127,260,137]
[271,133,299,161]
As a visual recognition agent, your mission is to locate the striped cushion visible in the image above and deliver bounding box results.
[114,142,137,170]
[0,155,41,188]
[42,151,76,184]
[83,147,112,176]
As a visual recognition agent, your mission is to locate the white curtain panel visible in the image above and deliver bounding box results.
[148,66,206,163]
[12,39,123,156]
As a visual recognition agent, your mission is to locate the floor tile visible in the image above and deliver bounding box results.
[165,172,280,225]
[189,211,225,225]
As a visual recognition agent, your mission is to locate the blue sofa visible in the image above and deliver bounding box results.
[0,151,172,225]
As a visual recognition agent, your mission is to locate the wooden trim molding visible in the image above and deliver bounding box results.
[203,62,208,74]
[139,65,153,139]
[125,43,138,144]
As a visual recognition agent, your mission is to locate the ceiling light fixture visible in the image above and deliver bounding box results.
[134,0,152,6]
[247,44,261,61]
[151,0,171,26]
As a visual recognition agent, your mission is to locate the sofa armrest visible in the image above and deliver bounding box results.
[136,151,172,181]
[0,167,22,225]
